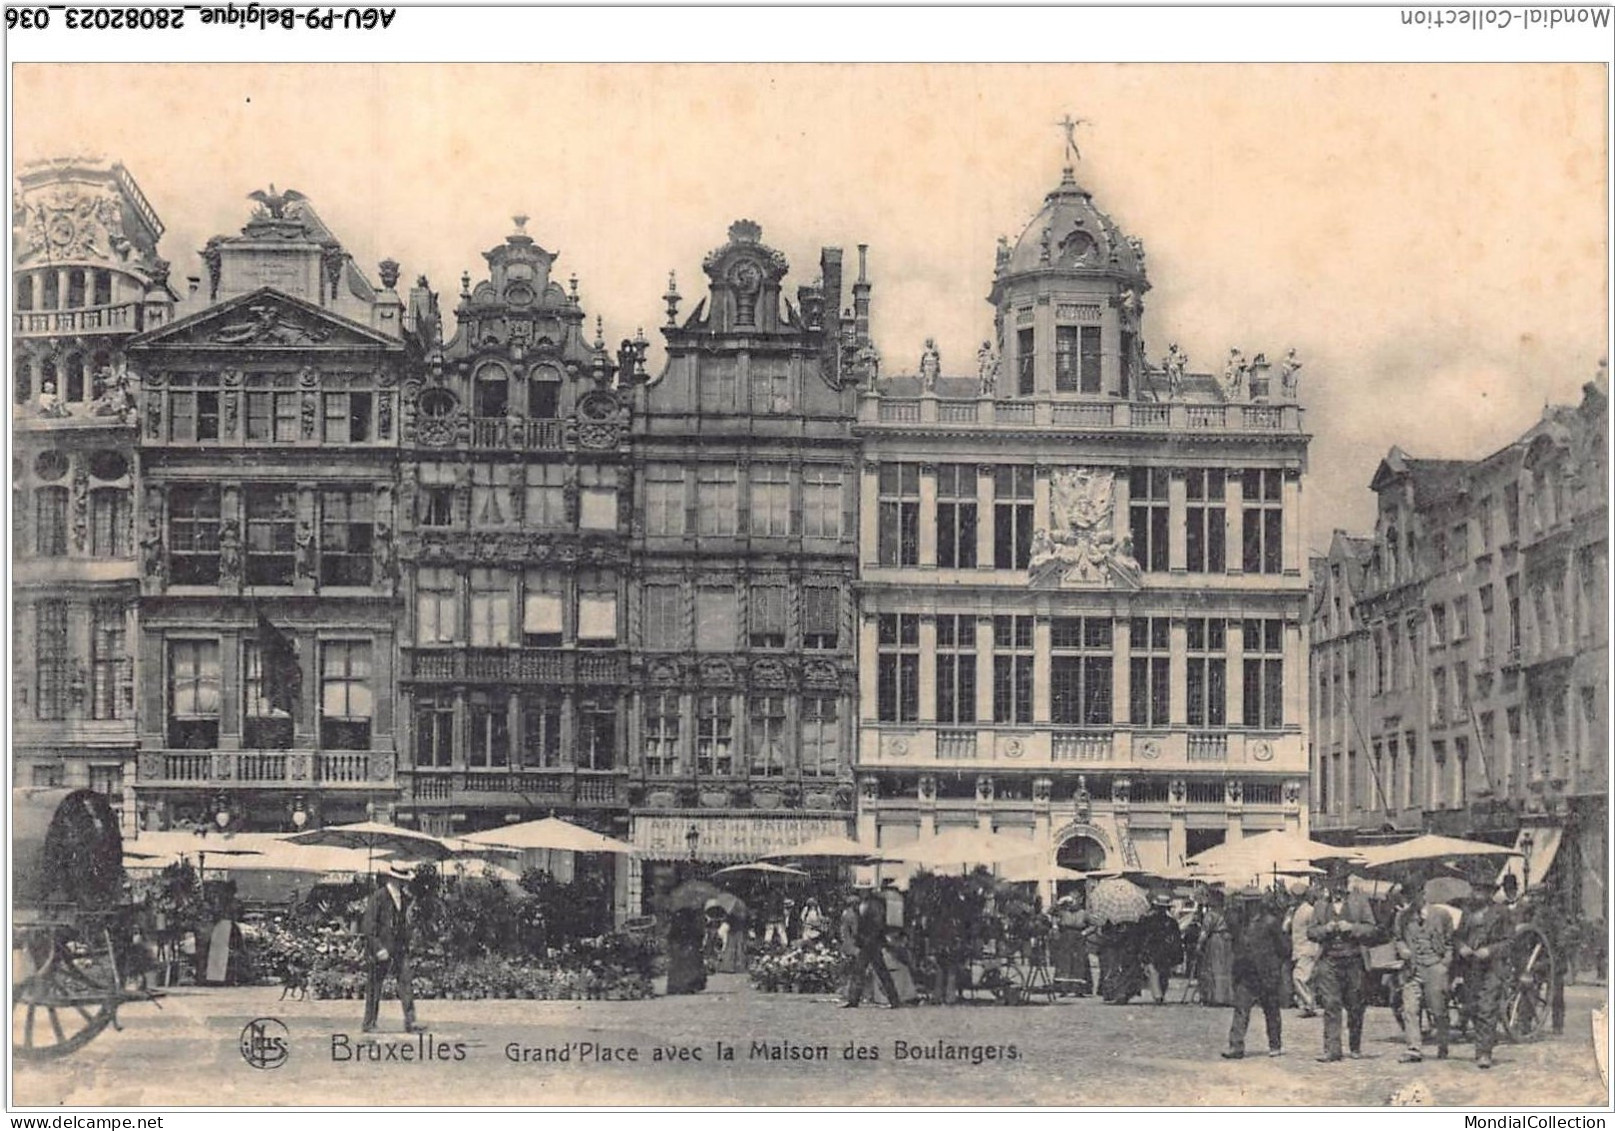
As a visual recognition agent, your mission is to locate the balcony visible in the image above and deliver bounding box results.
[402,768,627,808]
[860,395,1305,435]
[139,749,395,788]
[405,648,625,685]
[1186,733,1229,762]
[14,302,142,338]
[1052,730,1110,761]
[468,417,566,451]
[935,730,977,760]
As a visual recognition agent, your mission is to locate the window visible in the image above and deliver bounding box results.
[579,464,617,531]
[416,567,458,645]
[320,641,372,750]
[520,696,562,768]
[36,601,70,721]
[1477,499,1493,552]
[697,465,739,536]
[642,584,686,651]
[1430,603,1448,647]
[646,465,686,536]
[1505,574,1521,652]
[1053,617,1114,726]
[695,586,738,652]
[1016,327,1035,395]
[90,489,131,558]
[1432,529,1448,568]
[414,695,454,767]
[1119,330,1137,396]
[31,764,63,788]
[1188,613,1220,730]
[993,466,1034,570]
[877,464,920,567]
[1386,621,1401,691]
[169,485,221,584]
[469,568,513,647]
[1241,469,1283,574]
[577,573,618,647]
[1451,523,1468,563]
[1506,708,1522,789]
[877,613,920,723]
[1453,596,1470,641]
[748,584,787,649]
[88,764,122,800]
[700,356,737,413]
[1128,616,1170,727]
[319,490,374,586]
[527,373,560,418]
[17,276,33,311]
[1080,326,1103,393]
[417,464,455,527]
[936,464,978,569]
[1479,585,1495,656]
[802,466,842,539]
[1186,470,1226,573]
[1241,618,1283,730]
[474,369,508,417]
[67,270,86,308]
[243,486,296,585]
[1386,735,1401,810]
[643,692,681,775]
[1129,468,1170,573]
[90,602,130,721]
[800,697,840,777]
[1454,661,1470,712]
[749,361,790,413]
[1055,326,1080,393]
[696,695,734,775]
[468,692,510,768]
[1405,729,1422,806]
[935,615,977,724]
[168,374,220,442]
[323,390,373,443]
[471,465,514,528]
[749,696,788,776]
[1503,483,1520,542]
[36,487,68,557]
[168,639,221,748]
[577,700,616,769]
[242,640,294,749]
[992,615,1034,724]
[803,585,840,650]
[245,385,301,443]
[1431,666,1449,725]
[520,569,565,646]
[749,464,791,537]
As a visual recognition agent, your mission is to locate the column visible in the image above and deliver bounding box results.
[858,614,878,723]
[1168,471,1188,573]
[1169,617,1189,728]
[975,465,995,570]
[1282,468,1302,576]
[1033,614,1051,725]
[1225,471,1245,577]
[860,461,879,570]
[918,615,937,724]
[1113,616,1133,726]
[1225,618,1245,729]
[918,464,938,568]
[975,614,996,725]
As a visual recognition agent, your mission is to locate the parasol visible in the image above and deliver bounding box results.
[1087,876,1150,924]
[996,855,1090,884]
[665,879,726,912]
[1421,875,1474,905]
[285,820,456,862]
[891,827,1040,870]
[712,862,809,879]
[1356,834,1520,871]
[461,817,636,855]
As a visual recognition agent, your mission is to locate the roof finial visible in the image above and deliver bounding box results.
[512,213,529,235]
[1056,113,1089,173]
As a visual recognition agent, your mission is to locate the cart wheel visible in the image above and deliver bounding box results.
[1505,925,1555,1042]
[12,928,117,1061]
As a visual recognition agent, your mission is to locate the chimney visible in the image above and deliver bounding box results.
[852,243,872,346]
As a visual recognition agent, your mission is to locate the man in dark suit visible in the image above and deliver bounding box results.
[362,861,422,1033]
[842,886,902,1008]
[1457,876,1514,1070]
[1307,864,1379,1061]
[1224,891,1291,1058]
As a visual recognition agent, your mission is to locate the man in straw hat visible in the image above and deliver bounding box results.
[362,861,423,1033]
[1306,859,1378,1061]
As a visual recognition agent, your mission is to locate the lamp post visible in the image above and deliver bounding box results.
[684,823,700,886]
[1520,830,1535,892]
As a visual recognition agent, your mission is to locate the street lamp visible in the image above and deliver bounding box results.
[1520,831,1535,892]
[681,823,701,886]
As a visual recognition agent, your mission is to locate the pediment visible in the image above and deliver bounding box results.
[129,288,400,353]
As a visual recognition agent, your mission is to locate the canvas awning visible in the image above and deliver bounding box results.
[632,814,852,863]
[1498,826,1564,891]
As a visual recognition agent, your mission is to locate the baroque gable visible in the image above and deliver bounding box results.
[128,287,403,355]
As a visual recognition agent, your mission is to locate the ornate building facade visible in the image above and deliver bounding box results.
[624,222,865,908]
[12,156,173,831]
[1311,377,1607,919]
[854,168,1313,893]
[124,193,408,833]
[391,221,637,870]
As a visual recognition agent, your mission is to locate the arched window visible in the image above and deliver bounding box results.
[17,275,34,312]
[65,355,86,403]
[474,363,509,417]
[67,270,87,309]
[42,272,60,310]
[92,270,112,306]
[39,358,57,398]
[527,365,562,418]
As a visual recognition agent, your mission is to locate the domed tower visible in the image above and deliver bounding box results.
[988,165,1148,401]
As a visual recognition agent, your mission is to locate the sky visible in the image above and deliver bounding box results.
[13,63,1608,553]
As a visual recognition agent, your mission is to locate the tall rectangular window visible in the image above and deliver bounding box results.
[577,572,618,647]
[1128,616,1170,727]
[579,464,618,531]
[749,361,791,414]
[414,695,454,768]
[467,692,510,768]
[748,584,787,649]
[878,464,920,567]
[241,639,294,749]
[1504,482,1520,542]
[320,489,374,586]
[1430,603,1448,647]
[748,695,788,776]
[1505,573,1521,652]
[642,584,686,651]
[320,641,372,751]
[1016,327,1035,395]
[1185,469,1226,573]
[523,464,565,529]
[801,697,840,777]
[876,613,920,723]
[1479,585,1495,657]
[697,465,739,536]
[1129,468,1170,573]
[993,465,1034,570]
[168,484,221,584]
[643,692,681,775]
[323,391,373,443]
[1079,325,1102,393]
[992,614,1034,724]
[1055,326,1080,392]
[521,569,564,647]
[695,586,738,652]
[416,567,458,645]
[1386,621,1401,691]
[36,487,69,557]
[935,614,977,724]
[1454,661,1470,712]
[1241,469,1283,574]
[416,464,454,527]
[1431,666,1448,724]
[749,464,791,537]
[645,465,685,536]
[1241,618,1283,730]
[577,700,616,770]
[90,488,131,558]
[469,568,513,647]
[1053,617,1114,726]
[244,485,297,586]
[168,639,221,748]
[696,695,734,775]
[36,601,71,721]
[90,602,130,721]
[1188,617,1220,723]
[801,466,842,539]
[520,696,562,768]
[802,585,840,650]
[1453,596,1470,642]
[471,464,515,528]
[700,357,737,413]
[936,464,978,569]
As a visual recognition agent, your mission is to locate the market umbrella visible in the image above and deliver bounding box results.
[758,834,891,863]
[891,827,1041,871]
[996,855,1090,884]
[1356,834,1521,871]
[1087,876,1150,925]
[712,862,809,879]
[666,879,726,912]
[1187,829,1361,869]
[1422,875,1474,905]
[461,817,636,855]
[285,820,456,862]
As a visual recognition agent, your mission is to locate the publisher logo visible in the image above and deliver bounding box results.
[240,1017,290,1070]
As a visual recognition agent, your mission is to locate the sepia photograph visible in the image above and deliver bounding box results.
[7,44,1610,1113]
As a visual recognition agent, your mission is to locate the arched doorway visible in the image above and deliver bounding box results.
[1056,835,1107,873]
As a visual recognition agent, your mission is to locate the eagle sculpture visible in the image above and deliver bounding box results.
[248,185,307,219]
